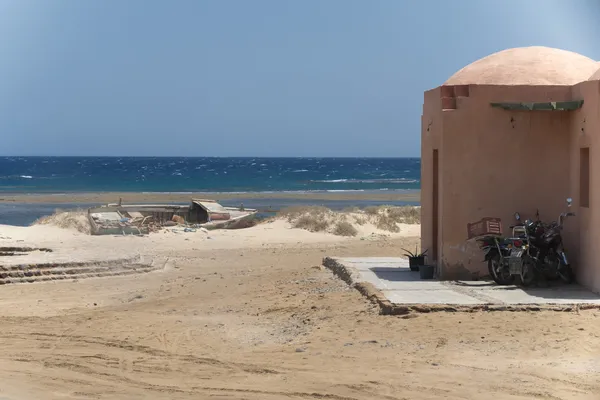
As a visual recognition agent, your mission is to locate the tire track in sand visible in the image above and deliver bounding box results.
[1,331,283,377]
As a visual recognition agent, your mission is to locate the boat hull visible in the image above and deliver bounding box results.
[87,200,257,235]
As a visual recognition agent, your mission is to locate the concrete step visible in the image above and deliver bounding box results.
[0,263,162,285]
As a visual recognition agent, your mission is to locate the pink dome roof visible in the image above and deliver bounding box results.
[445,46,598,86]
[588,64,600,81]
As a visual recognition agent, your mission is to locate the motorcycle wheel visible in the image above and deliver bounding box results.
[519,259,536,287]
[488,255,514,285]
[558,265,574,284]
[544,251,560,281]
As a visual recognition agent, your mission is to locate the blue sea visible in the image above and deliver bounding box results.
[0,157,421,226]
[0,157,420,193]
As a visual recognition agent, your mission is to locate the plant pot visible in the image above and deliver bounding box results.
[419,264,435,280]
[408,256,425,271]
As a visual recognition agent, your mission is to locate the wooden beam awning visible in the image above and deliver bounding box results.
[490,100,584,111]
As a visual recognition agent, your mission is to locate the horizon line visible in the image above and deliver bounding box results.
[0,155,421,159]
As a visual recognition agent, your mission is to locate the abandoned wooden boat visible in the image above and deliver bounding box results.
[87,199,257,235]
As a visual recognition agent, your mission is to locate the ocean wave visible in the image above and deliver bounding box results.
[141,192,194,194]
[292,169,309,172]
[310,178,418,184]
[0,175,35,180]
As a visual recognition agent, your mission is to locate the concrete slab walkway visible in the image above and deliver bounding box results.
[323,257,600,312]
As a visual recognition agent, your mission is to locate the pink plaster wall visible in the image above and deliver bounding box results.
[569,81,600,291]
[421,84,597,286]
[420,88,443,266]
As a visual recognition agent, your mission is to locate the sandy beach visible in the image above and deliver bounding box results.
[0,190,420,205]
[7,1,596,398]
[0,209,598,400]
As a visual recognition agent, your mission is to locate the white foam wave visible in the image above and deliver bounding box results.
[311,178,418,184]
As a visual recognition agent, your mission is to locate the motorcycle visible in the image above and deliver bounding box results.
[476,235,511,284]
[512,198,576,285]
[476,232,535,286]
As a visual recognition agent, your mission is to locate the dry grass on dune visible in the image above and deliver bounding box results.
[32,209,92,234]
[333,221,358,237]
[294,215,329,232]
[276,205,420,236]
[277,206,333,233]
[365,205,421,224]
[388,206,420,224]
[277,206,331,221]
[372,205,421,233]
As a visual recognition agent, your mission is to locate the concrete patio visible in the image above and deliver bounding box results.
[322,257,600,312]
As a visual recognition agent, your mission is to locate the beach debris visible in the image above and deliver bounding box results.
[172,215,185,224]
[87,199,258,236]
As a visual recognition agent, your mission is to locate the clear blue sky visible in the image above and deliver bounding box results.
[1,0,600,157]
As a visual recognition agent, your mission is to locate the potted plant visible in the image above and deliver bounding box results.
[402,247,428,271]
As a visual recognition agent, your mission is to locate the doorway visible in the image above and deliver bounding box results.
[432,149,439,261]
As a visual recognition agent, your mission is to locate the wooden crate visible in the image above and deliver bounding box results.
[467,217,503,239]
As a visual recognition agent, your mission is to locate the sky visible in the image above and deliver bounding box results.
[1,0,600,157]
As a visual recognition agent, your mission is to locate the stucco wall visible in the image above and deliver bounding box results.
[420,88,443,266]
[422,84,575,280]
[570,81,600,293]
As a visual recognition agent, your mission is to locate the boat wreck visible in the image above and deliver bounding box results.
[88,199,257,235]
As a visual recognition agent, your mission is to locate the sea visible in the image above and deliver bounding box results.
[0,156,421,226]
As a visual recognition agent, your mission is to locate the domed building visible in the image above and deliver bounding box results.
[421,46,600,292]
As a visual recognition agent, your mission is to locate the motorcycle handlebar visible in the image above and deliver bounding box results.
[558,212,576,227]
